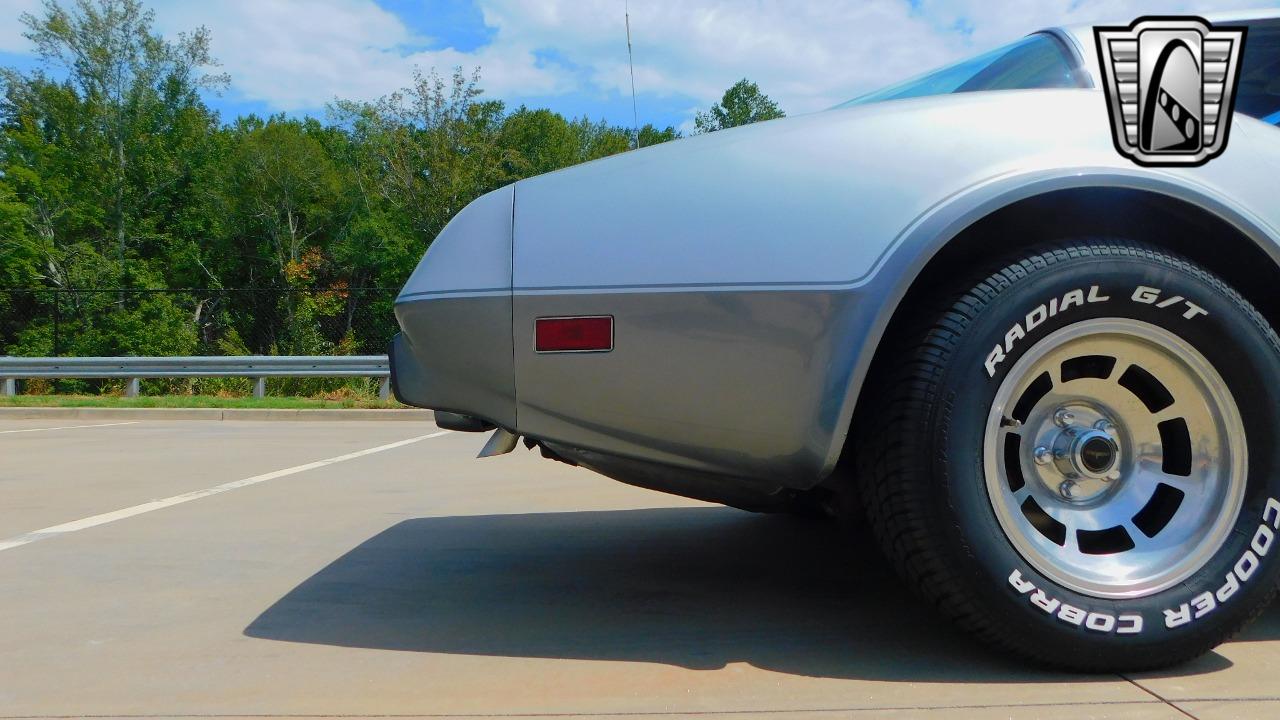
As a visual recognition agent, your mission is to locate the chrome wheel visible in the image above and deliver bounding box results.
[985,319,1246,599]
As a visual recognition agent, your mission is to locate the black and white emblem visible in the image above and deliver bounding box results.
[1095,17,1247,166]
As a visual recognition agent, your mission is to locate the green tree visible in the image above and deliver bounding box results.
[0,0,225,358]
[0,0,694,366]
[636,122,681,147]
[693,78,785,134]
[332,69,508,246]
[15,0,226,272]
[1,77,105,290]
[0,181,36,287]
[234,118,341,278]
[500,106,580,176]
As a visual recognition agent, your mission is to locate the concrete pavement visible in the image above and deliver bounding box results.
[1,418,1276,719]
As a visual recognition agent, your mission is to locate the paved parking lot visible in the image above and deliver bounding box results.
[1,417,1278,719]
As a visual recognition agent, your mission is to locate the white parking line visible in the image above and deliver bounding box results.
[0,421,140,435]
[0,429,451,553]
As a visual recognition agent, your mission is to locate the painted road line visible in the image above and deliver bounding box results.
[0,430,451,553]
[0,421,140,435]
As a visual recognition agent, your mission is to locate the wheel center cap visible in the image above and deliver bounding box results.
[1042,413,1124,503]
[1079,435,1117,474]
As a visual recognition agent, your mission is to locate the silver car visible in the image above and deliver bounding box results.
[390,12,1280,670]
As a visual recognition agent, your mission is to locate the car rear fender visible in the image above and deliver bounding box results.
[829,156,1280,476]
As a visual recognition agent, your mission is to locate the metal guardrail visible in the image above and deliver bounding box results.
[0,355,391,399]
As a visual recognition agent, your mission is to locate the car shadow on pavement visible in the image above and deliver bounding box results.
[245,505,1237,682]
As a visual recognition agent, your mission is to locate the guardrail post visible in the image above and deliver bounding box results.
[379,377,391,401]
[3,378,15,397]
[253,377,266,398]
[125,378,140,398]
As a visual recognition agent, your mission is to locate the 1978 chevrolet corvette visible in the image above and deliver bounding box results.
[390,12,1280,670]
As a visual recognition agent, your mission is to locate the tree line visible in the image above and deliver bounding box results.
[0,0,784,362]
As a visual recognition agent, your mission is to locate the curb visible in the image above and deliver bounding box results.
[0,407,435,422]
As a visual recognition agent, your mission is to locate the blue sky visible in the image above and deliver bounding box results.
[1,0,1272,132]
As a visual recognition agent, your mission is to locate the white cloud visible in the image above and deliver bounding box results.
[480,0,1275,115]
[148,0,572,111]
[5,0,1275,120]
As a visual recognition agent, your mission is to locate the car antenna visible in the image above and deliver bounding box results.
[626,0,641,149]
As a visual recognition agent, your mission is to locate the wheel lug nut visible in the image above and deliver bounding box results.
[1059,480,1076,499]
[1054,409,1076,428]
[1105,470,1121,482]
[1033,446,1052,465]
[1095,419,1116,434]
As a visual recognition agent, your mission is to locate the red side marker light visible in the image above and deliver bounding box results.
[535,316,613,352]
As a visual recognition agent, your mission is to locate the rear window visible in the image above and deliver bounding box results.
[840,33,1089,108]
[1238,19,1280,124]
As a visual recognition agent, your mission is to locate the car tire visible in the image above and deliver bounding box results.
[856,239,1280,671]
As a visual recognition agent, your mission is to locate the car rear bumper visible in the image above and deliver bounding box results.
[389,292,516,429]
[390,184,516,428]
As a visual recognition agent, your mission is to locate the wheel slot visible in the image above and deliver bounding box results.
[1061,354,1117,382]
[1020,496,1067,546]
[1012,371,1053,424]
[1077,526,1137,555]
[1132,482,1187,538]
[1158,417,1194,476]
[1118,364,1175,413]
[1004,433,1025,492]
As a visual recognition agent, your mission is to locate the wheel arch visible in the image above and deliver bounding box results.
[824,175,1280,480]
